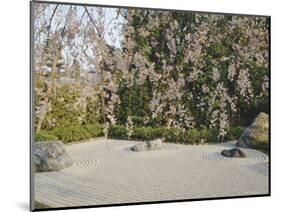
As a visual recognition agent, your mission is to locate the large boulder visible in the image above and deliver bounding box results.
[221,148,246,158]
[237,112,269,150]
[33,141,73,172]
[131,138,163,152]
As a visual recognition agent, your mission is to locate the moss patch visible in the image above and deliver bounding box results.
[34,201,50,209]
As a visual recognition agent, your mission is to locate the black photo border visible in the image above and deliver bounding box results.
[30,0,271,211]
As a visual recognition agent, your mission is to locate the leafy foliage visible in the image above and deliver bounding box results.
[34,131,58,142]
[35,124,104,143]
[33,5,269,144]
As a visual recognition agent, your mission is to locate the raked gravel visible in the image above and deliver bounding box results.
[34,138,269,208]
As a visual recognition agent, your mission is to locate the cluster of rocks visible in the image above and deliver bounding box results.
[33,141,73,172]
[220,112,269,159]
[131,138,163,152]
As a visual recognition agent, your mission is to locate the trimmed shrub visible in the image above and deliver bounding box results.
[83,124,104,137]
[208,128,220,143]
[36,124,244,145]
[56,124,104,143]
[131,116,145,126]
[108,125,127,139]
[107,125,243,145]
[225,126,244,141]
[35,131,58,142]
[132,126,157,140]
[184,128,206,144]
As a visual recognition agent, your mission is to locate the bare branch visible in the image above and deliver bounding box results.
[83,6,102,38]
[46,4,59,44]
[79,10,86,25]
[105,9,121,33]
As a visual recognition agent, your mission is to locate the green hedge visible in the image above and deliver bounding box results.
[34,131,58,142]
[132,126,163,140]
[35,124,243,145]
[35,124,104,143]
[225,126,244,141]
[108,125,127,139]
[108,125,240,144]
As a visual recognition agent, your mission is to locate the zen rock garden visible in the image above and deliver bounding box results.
[32,4,270,208]
[34,113,269,172]
[34,138,164,172]
[33,113,269,207]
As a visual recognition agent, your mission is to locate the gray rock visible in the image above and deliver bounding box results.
[237,112,269,149]
[130,142,148,152]
[131,138,163,152]
[221,148,246,158]
[147,138,163,151]
[33,141,73,172]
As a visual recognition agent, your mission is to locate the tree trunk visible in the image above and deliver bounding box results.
[100,67,107,124]
[36,54,58,133]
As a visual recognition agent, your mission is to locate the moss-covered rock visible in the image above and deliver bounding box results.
[237,112,269,150]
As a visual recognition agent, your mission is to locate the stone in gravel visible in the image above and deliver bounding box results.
[221,148,246,158]
[131,142,148,152]
[237,112,269,149]
[131,138,163,152]
[147,138,163,151]
[34,141,73,172]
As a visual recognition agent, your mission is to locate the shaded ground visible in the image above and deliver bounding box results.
[34,201,50,209]
[35,138,269,208]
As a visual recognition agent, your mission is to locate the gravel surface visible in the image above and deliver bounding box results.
[34,138,269,208]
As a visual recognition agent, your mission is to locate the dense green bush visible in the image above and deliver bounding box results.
[51,126,87,142]
[107,125,242,145]
[131,116,146,126]
[225,126,244,141]
[52,124,104,142]
[35,124,104,143]
[42,85,85,130]
[133,126,163,140]
[108,125,127,139]
[108,125,162,140]
[34,131,58,142]
[183,128,207,144]
[35,124,244,145]
[159,127,183,143]
[163,127,219,144]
